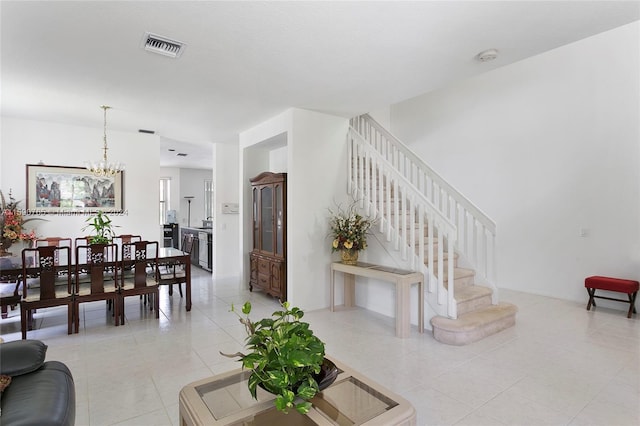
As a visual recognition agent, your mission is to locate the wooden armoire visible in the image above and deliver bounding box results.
[249,172,287,301]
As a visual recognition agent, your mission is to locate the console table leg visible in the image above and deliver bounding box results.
[344,273,356,308]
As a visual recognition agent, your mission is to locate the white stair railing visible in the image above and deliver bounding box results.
[350,114,497,301]
[348,128,458,318]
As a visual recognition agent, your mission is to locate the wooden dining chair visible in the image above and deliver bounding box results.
[118,240,160,325]
[35,237,72,270]
[74,243,121,332]
[20,246,74,338]
[157,233,194,297]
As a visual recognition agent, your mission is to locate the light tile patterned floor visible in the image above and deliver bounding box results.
[1,267,638,425]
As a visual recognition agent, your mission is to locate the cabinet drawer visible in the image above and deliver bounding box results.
[257,258,270,275]
[258,274,270,289]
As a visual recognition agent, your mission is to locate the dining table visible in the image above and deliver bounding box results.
[0,245,192,314]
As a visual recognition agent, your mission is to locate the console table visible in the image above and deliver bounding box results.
[330,262,424,338]
[179,355,416,425]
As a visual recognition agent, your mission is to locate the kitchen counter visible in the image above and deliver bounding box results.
[181,226,212,233]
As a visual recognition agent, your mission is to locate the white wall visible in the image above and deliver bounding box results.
[390,22,640,303]
[239,108,349,311]
[213,143,240,278]
[1,117,161,242]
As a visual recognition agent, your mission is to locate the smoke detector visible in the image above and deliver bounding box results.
[141,32,186,58]
[476,48,498,62]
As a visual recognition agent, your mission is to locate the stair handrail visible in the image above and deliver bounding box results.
[353,114,496,234]
[348,128,458,318]
[350,114,497,293]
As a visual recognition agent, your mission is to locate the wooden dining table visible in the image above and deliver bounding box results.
[0,246,192,314]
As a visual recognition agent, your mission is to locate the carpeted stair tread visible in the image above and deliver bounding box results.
[437,267,475,281]
[454,285,492,303]
[430,303,518,345]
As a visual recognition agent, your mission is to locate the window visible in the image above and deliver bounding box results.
[204,180,213,220]
[159,177,171,224]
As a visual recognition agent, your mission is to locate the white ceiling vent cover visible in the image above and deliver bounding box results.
[141,32,186,58]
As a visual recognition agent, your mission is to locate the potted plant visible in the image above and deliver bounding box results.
[82,210,117,244]
[222,301,337,415]
[328,201,375,264]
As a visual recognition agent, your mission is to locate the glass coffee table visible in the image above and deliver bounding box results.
[179,356,416,425]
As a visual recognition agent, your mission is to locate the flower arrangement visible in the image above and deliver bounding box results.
[1,190,40,254]
[328,202,375,252]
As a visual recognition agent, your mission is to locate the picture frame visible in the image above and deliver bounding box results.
[26,164,124,213]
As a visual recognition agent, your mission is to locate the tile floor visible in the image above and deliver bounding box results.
[1,267,638,426]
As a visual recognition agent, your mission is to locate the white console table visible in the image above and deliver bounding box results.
[330,262,424,338]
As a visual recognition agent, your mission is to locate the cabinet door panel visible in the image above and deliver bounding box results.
[275,183,284,256]
[260,186,273,253]
[252,188,259,250]
[270,261,282,292]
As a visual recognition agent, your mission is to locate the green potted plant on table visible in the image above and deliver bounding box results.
[82,210,117,244]
[222,301,337,415]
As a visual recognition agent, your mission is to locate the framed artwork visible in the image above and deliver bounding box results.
[26,164,124,213]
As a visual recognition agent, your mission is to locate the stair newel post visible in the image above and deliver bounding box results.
[364,147,371,215]
[437,220,446,306]
[427,211,435,293]
[385,171,392,241]
[447,235,456,318]
[409,194,416,270]
[418,203,425,274]
[393,178,400,250]
[347,133,353,195]
[370,155,377,218]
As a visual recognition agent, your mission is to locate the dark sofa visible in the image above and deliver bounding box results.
[0,339,75,425]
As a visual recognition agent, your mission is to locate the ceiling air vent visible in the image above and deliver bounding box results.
[142,32,186,58]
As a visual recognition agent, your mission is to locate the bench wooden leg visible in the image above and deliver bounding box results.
[586,287,597,310]
[627,291,637,319]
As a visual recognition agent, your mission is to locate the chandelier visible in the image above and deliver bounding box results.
[86,105,124,177]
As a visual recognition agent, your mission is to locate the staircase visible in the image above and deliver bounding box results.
[348,114,517,345]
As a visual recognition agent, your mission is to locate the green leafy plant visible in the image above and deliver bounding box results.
[82,211,117,244]
[222,301,326,415]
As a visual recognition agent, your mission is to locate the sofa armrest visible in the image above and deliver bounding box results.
[0,339,48,376]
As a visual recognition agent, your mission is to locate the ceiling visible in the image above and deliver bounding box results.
[1,1,638,168]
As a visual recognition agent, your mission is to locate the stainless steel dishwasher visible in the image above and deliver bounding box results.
[198,231,209,270]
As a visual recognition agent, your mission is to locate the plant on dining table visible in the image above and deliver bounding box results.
[82,210,118,244]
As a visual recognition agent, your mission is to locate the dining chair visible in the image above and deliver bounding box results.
[118,240,160,324]
[20,246,74,339]
[157,233,194,297]
[0,279,22,319]
[74,243,121,332]
[35,237,73,271]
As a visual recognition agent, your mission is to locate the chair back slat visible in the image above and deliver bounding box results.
[182,234,195,254]
[75,243,119,295]
[22,246,72,300]
[122,241,159,288]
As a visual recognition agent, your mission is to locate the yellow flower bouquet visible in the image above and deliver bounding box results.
[328,202,375,253]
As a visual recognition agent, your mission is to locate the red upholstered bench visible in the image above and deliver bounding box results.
[585,276,638,318]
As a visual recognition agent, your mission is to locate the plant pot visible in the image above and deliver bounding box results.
[0,239,13,257]
[257,358,339,394]
[315,358,339,391]
[340,249,358,265]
